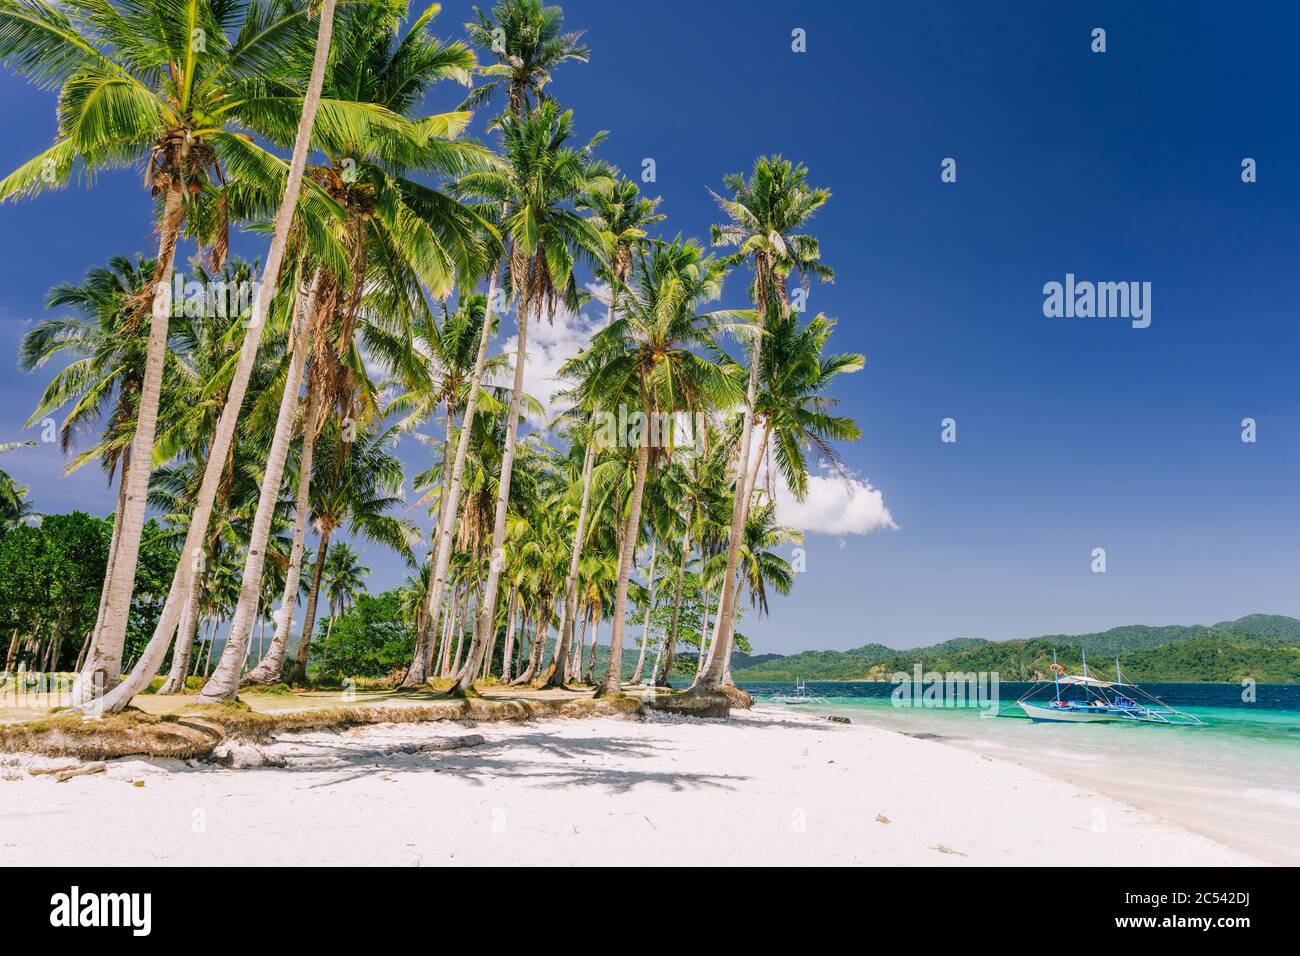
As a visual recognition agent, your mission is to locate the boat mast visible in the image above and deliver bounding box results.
[1052,650,1060,703]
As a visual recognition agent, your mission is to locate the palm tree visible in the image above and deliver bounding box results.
[291,420,418,681]
[701,499,800,682]
[20,254,160,652]
[542,175,661,689]
[0,0,328,701]
[449,101,606,694]
[202,2,493,700]
[728,311,863,505]
[565,238,740,695]
[462,0,589,119]
[392,293,508,684]
[693,156,832,694]
[85,0,342,714]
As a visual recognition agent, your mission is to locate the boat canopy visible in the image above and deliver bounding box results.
[1055,675,1129,688]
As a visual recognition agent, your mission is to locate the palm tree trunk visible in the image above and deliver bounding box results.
[500,588,519,683]
[199,623,214,678]
[524,605,547,681]
[543,442,595,688]
[694,582,713,676]
[84,455,129,672]
[629,539,658,684]
[438,584,461,677]
[692,308,767,693]
[320,598,338,670]
[584,609,602,684]
[743,421,772,505]
[245,382,323,685]
[79,0,338,714]
[704,570,744,675]
[657,530,690,685]
[403,402,459,686]
[294,529,332,679]
[71,189,185,704]
[159,565,205,693]
[200,270,321,701]
[599,437,650,696]
[456,289,535,693]
[570,606,589,682]
[402,269,503,688]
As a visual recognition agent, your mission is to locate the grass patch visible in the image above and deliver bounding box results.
[0,691,645,759]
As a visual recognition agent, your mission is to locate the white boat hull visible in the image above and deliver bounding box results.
[1018,701,1123,723]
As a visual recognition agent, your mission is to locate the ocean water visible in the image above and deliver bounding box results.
[740,681,1300,864]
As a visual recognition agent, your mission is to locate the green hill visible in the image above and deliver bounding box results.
[732,615,1300,683]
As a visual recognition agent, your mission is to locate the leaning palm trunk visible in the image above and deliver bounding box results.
[542,442,594,688]
[599,438,651,696]
[71,190,184,704]
[456,293,536,693]
[200,271,321,701]
[294,529,332,678]
[658,530,690,684]
[569,606,589,681]
[584,609,602,684]
[401,268,502,688]
[499,589,519,682]
[438,584,462,677]
[80,0,338,714]
[628,539,658,684]
[692,313,766,692]
[158,565,205,693]
[694,583,713,676]
[244,386,323,684]
[84,458,129,676]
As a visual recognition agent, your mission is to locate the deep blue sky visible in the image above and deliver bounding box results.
[1,1,1297,653]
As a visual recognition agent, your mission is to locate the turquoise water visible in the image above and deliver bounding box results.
[740,681,1300,864]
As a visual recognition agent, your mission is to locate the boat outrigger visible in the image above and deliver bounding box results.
[776,679,828,705]
[991,650,1204,726]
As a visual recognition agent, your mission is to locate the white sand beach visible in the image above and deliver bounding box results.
[0,706,1262,866]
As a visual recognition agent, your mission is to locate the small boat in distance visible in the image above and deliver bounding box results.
[776,679,829,705]
[993,651,1204,726]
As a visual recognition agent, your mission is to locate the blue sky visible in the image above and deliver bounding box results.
[1,0,1297,653]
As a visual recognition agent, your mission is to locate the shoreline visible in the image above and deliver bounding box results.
[0,705,1262,866]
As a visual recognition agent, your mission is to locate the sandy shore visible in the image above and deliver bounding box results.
[0,706,1262,866]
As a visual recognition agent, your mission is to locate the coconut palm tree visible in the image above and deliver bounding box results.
[542,175,661,689]
[448,101,607,694]
[564,238,740,695]
[692,156,832,694]
[0,0,336,701]
[202,3,493,701]
[725,310,863,505]
[85,0,343,714]
[461,0,589,119]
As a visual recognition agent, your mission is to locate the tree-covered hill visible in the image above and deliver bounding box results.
[732,616,1300,683]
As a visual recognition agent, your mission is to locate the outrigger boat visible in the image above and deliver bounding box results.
[992,650,1204,726]
[776,678,828,705]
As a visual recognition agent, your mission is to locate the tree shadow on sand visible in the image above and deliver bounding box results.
[252,729,750,795]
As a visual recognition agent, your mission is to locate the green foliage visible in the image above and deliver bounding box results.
[310,590,416,683]
[0,511,175,671]
[732,618,1300,683]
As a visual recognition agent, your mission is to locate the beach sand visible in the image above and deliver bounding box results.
[0,706,1262,866]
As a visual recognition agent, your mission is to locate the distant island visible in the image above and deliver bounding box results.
[732,614,1300,683]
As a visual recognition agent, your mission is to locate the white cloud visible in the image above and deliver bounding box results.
[771,462,897,536]
[492,282,608,427]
